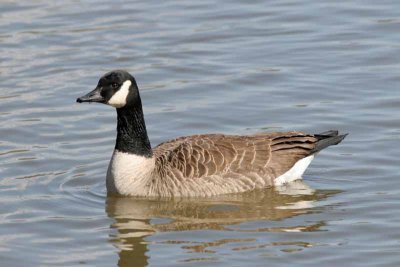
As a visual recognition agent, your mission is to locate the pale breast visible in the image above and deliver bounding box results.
[106,150,156,196]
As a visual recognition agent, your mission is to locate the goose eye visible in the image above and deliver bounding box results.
[111,83,119,89]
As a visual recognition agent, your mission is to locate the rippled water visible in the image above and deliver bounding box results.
[1,0,400,266]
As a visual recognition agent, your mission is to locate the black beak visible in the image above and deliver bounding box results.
[76,87,105,103]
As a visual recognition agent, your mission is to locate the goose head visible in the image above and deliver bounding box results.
[76,70,152,157]
[76,70,139,109]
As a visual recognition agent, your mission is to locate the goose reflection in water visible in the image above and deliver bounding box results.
[105,180,340,267]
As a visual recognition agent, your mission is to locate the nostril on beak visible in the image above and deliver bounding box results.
[77,87,105,103]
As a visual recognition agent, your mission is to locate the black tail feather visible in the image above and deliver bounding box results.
[316,130,339,137]
[311,131,348,154]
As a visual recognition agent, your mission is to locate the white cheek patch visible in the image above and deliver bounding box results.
[108,80,131,108]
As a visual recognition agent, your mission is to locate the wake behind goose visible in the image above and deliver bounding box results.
[76,70,347,197]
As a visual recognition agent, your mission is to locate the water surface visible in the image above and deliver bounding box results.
[1,0,400,266]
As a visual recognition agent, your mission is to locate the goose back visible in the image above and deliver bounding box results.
[151,131,318,197]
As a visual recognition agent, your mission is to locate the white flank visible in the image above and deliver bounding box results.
[106,150,155,196]
[274,155,314,186]
[108,80,132,108]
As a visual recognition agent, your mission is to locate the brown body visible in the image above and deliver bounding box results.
[138,131,343,197]
[155,131,316,182]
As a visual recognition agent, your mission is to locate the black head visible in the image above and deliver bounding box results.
[76,70,139,108]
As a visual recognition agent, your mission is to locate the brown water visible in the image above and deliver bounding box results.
[1,0,400,266]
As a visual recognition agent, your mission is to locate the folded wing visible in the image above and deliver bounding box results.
[154,132,319,185]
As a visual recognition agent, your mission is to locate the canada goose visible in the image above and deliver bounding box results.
[77,70,347,197]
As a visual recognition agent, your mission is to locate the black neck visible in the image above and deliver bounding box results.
[115,99,152,157]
